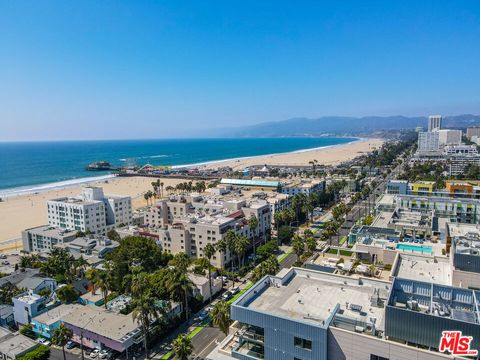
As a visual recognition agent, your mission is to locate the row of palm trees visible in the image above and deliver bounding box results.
[165,180,207,194]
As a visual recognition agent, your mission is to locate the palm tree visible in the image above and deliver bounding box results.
[203,243,216,304]
[224,230,237,271]
[131,272,149,298]
[234,235,249,268]
[247,215,259,251]
[160,181,164,197]
[210,300,231,335]
[215,239,227,270]
[132,293,161,356]
[96,271,110,309]
[273,211,283,235]
[292,235,305,258]
[167,271,193,321]
[52,324,73,360]
[171,253,191,273]
[173,334,193,360]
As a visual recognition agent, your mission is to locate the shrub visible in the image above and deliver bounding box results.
[17,345,50,360]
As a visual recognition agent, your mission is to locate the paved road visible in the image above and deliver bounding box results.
[279,252,297,269]
[50,347,81,360]
[191,325,225,359]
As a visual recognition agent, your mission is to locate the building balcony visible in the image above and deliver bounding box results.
[233,340,264,360]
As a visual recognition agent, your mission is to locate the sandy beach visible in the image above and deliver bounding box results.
[0,138,383,247]
[203,138,383,170]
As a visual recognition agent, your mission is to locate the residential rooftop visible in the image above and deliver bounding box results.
[23,225,76,237]
[238,268,389,331]
[62,305,141,342]
[33,304,83,326]
[389,277,480,325]
[391,253,451,285]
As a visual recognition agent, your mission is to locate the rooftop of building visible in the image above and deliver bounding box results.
[391,253,451,285]
[17,276,55,290]
[0,269,41,288]
[220,178,280,188]
[23,225,76,237]
[0,332,38,358]
[448,223,480,256]
[47,196,101,206]
[62,305,141,342]
[389,277,480,325]
[14,292,43,305]
[32,304,83,326]
[237,268,388,330]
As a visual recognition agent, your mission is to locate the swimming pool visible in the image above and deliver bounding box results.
[396,243,432,253]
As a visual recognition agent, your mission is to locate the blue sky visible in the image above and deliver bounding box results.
[1,1,480,140]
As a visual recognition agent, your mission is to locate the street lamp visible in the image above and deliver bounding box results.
[80,314,97,360]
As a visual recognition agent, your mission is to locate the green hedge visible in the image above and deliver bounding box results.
[18,345,50,360]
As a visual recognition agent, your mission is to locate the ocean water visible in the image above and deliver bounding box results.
[0,137,356,195]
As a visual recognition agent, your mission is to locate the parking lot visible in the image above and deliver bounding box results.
[0,252,21,273]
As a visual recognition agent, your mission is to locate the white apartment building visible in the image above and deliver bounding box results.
[281,179,325,196]
[444,144,478,155]
[428,114,442,131]
[47,187,132,235]
[418,131,439,151]
[467,127,480,139]
[437,129,462,145]
[22,225,76,253]
[266,193,291,224]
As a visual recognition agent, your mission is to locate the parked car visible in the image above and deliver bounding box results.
[37,338,51,346]
[230,287,240,295]
[99,349,109,359]
[90,349,100,358]
[198,311,209,321]
[222,291,233,300]
[66,341,76,349]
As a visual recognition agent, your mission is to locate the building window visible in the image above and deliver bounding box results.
[370,355,389,360]
[294,337,312,350]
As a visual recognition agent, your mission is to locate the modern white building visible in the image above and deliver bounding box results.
[417,131,440,151]
[47,187,132,235]
[281,180,325,196]
[428,114,442,131]
[418,129,462,152]
[437,129,462,146]
[21,225,76,253]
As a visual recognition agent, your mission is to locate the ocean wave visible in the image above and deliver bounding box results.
[0,174,116,198]
[119,155,168,161]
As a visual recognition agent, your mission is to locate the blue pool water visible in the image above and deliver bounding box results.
[396,244,432,253]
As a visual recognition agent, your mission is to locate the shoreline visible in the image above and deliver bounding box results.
[0,137,361,198]
[0,137,383,244]
[172,137,362,169]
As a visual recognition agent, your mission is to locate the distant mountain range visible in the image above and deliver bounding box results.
[216,114,480,137]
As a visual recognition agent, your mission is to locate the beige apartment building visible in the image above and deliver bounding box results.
[143,193,271,268]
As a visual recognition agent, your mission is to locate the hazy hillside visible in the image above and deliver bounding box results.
[217,114,480,137]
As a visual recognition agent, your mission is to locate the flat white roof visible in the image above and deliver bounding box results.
[62,305,140,342]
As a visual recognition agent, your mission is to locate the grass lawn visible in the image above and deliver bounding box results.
[228,281,253,304]
[277,249,293,263]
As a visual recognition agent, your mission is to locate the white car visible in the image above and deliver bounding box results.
[37,338,51,346]
[99,349,109,359]
[90,349,100,358]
